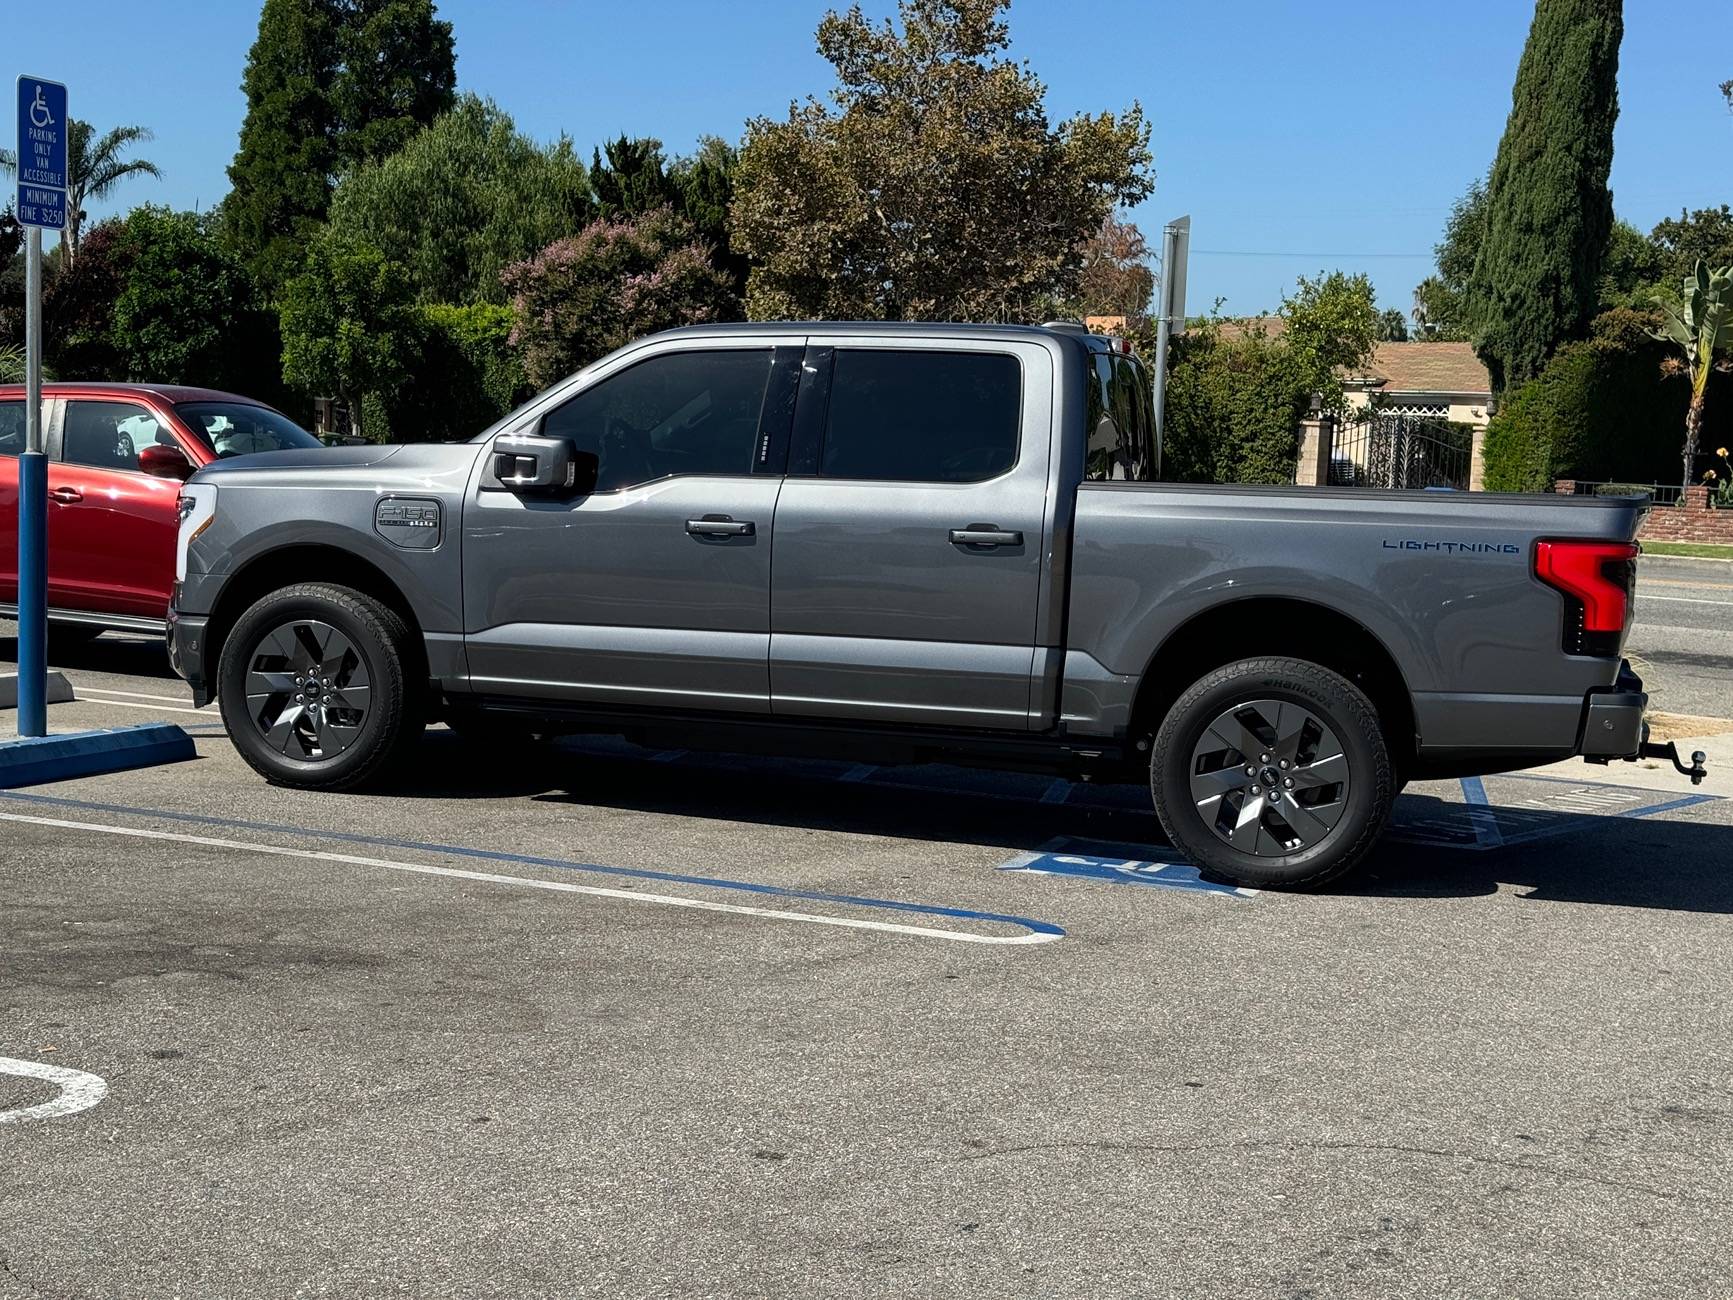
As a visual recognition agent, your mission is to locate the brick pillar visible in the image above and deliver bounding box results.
[1554,479,1577,495]
[1681,485,1711,510]
[1296,412,1335,487]
[1469,427,1488,491]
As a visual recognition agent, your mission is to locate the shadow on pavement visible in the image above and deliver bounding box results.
[0,631,179,682]
[384,731,1733,915]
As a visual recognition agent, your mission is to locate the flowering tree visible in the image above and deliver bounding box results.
[503,208,737,388]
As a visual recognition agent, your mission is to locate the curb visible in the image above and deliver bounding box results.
[0,672,75,710]
[0,724,197,789]
[1638,551,1733,566]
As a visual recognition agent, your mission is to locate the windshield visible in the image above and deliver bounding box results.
[175,402,321,458]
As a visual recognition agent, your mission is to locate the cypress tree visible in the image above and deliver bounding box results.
[223,0,455,295]
[1467,0,1623,396]
[224,0,340,294]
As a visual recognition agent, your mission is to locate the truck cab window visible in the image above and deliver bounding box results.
[1085,353,1153,481]
[820,349,1020,483]
[541,349,773,492]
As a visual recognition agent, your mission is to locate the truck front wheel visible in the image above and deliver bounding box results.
[1149,657,1395,891]
[218,582,423,791]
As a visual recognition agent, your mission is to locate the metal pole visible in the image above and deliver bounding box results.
[1149,218,1188,482]
[1150,308,1172,482]
[17,226,47,737]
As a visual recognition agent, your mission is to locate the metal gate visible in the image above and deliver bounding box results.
[1327,411,1471,490]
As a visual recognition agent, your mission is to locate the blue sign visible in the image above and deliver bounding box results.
[16,77,68,230]
[17,185,65,230]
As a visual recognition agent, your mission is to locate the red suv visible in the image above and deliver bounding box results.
[0,383,321,637]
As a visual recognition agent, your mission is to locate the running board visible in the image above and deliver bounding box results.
[0,603,167,635]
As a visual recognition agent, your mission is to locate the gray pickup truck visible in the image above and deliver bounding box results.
[167,322,1700,889]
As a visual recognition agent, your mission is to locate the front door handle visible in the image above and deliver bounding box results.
[49,486,83,504]
[949,525,1022,548]
[686,515,755,538]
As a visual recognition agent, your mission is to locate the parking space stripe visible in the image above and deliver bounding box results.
[0,792,1066,944]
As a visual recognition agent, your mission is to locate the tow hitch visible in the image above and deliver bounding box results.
[1639,740,1710,786]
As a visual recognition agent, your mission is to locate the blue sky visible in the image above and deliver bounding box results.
[7,0,1730,316]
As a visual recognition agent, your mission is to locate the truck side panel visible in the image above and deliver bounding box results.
[1062,483,1643,759]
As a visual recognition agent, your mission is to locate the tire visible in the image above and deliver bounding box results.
[1149,657,1394,891]
[218,582,423,790]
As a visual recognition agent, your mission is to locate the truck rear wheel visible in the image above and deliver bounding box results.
[218,582,423,791]
[1149,657,1394,890]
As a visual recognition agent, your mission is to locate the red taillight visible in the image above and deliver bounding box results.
[1534,539,1638,655]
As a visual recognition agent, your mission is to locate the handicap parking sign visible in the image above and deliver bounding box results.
[16,77,68,230]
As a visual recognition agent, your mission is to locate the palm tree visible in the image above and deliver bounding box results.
[1649,260,1733,489]
[0,119,161,266]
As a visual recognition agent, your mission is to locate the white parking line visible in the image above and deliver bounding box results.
[0,1056,108,1125]
[76,687,197,704]
[62,697,208,716]
[1641,595,1733,607]
[0,811,1057,946]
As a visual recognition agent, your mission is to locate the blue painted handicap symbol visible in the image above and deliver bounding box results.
[999,846,1256,898]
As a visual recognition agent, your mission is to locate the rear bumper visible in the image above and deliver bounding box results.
[1577,661,1646,757]
[165,593,212,707]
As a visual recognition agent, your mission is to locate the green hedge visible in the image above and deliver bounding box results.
[374,303,532,442]
[1161,323,1310,484]
[1483,308,1731,490]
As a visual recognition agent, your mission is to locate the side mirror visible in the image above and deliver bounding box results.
[139,443,193,480]
[492,432,597,497]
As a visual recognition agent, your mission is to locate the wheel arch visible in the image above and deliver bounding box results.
[202,545,427,690]
[1127,597,1417,771]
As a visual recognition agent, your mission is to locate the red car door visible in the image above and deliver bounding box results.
[48,396,193,621]
[0,397,23,607]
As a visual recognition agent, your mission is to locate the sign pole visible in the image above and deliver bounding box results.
[17,226,47,736]
[1149,215,1190,482]
[15,75,67,738]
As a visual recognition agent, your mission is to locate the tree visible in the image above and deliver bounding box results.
[1281,270,1379,406]
[279,234,422,439]
[110,207,278,394]
[1161,319,1311,485]
[1648,260,1733,488]
[1466,0,1623,395]
[329,0,456,169]
[1074,213,1154,321]
[1410,176,1486,340]
[590,136,681,218]
[1375,308,1409,342]
[732,0,1152,320]
[669,137,746,294]
[0,120,161,269]
[223,0,341,291]
[326,96,593,304]
[1596,218,1667,308]
[502,208,737,388]
[1650,207,1733,285]
[224,0,454,292]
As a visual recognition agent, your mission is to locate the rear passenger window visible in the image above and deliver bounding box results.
[821,350,1020,483]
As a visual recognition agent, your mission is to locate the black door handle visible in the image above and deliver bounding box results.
[949,526,1022,548]
[686,516,755,538]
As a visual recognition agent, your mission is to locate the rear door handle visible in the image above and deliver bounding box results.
[686,516,755,538]
[949,526,1022,548]
[49,486,83,504]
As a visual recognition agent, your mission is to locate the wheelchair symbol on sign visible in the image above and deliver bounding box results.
[30,86,55,129]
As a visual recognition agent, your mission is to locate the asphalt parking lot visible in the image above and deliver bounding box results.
[3,560,1732,1299]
